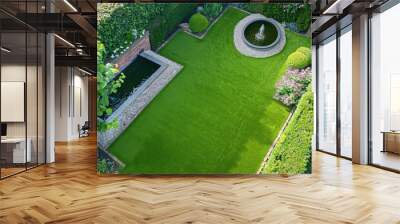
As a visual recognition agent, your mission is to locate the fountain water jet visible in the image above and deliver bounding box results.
[255,24,265,41]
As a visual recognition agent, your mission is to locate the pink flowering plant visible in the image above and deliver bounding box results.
[274,67,311,107]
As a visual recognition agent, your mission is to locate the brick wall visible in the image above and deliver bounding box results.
[112,31,151,71]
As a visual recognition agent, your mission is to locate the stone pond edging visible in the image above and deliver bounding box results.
[234,13,286,58]
[98,50,183,150]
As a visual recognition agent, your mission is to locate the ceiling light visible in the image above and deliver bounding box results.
[322,0,355,15]
[63,0,78,12]
[78,67,93,76]
[323,0,343,14]
[76,48,84,55]
[54,34,75,48]
[1,47,11,53]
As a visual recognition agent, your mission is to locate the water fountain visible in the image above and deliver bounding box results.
[233,14,286,58]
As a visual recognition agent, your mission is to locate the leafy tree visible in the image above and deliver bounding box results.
[97,41,125,132]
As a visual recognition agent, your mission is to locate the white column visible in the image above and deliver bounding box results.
[352,14,369,164]
[46,32,55,163]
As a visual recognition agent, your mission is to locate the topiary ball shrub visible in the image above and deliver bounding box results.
[296,47,311,65]
[189,13,209,33]
[287,51,309,69]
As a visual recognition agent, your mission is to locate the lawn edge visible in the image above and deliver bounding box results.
[257,108,295,174]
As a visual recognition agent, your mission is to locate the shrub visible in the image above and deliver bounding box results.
[240,3,264,14]
[274,67,311,106]
[97,158,119,174]
[287,47,311,69]
[189,13,209,33]
[98,3,164,59]
[97,41,125,131]
[241,3,311,33]
[287,51,309,69]
[264,87,313,174]
[263,4,286,22]
[98,4,197,59]
[97,3,123,22]
[241,3,306,24]
[296,5,311,32]
[297,47,311,58]
[297,47,312,65]
[202,3,223,18]
[148,4,197,50]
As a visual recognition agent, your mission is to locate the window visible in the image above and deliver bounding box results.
[370,3,400,171]
[317,35,337,154]
[0,2,46,179]
[339,25,352,158]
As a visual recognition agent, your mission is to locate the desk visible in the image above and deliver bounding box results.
[1,138,31,163]
[382,131,400,155]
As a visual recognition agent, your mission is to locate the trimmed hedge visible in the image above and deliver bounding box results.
[262,4,288,22]
[189,13,209,33]
[241,3,300,23]
[240,3,264,14]
[264,87,313,174]
[148,4,197,50]
[98,4,197,59]
[296,5,311,32]
[241,3,311,32]
[98,4,164,59]
[202,3,223,18]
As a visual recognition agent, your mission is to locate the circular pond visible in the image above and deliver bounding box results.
[234,14,286,58]
[243,20,279,48]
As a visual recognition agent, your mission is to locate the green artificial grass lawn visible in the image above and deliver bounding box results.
[108,7,311,174]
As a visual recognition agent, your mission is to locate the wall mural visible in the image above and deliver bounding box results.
[97,3,313,174]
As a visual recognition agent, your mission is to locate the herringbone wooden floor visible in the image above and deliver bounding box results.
[1,135,400,224]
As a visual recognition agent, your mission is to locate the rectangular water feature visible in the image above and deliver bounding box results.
[109,55,161,113]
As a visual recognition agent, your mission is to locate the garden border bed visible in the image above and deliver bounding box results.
[97,147,125,173]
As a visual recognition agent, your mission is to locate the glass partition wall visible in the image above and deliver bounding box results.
[316,0,400,172]
[339,25,352,159]
[370,3,400,171]
[0,5,46,179]
[316,25,353,159]
[317,35,337,155]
